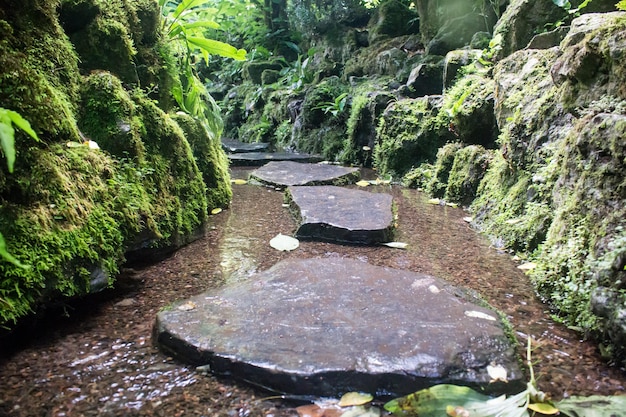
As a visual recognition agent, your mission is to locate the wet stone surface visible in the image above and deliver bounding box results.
[156,257,523,398]
[229,152,324,166]
[221,139,270,153]
[288,185,394,244]
[249,161,359,188]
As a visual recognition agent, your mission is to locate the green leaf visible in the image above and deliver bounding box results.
[0,115,16,173]
[618,0,626,11]
[5,109,39,141]
[385,385,530,417]
[0,232,29,269]
[555,395,626,417]
[186,36,246,61]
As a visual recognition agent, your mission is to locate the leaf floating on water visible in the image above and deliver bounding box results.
[428,198,441,205]
[362,146,371,151]
[177,301,197,311]
[211,207,223,215]
[464,310,497,321]
[231,179,247,185]
[339,392,374,407]
[445,202,458,208]
[486,363,508,383]
[269,233,299,251]
[381,242,408,249]
[355,180,370,187]
[462,217,473,223]
[517,262,537,271]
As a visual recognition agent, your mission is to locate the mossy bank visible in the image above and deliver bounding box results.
[0,0,231,327]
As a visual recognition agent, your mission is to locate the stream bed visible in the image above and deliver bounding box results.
[0,167,624,416]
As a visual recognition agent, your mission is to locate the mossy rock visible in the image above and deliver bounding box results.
[172,113,232,210]
[374,96,453,177]
[79,71,146,160]
[243,61,284,85]
[444,145,493,205]
[368,0,419,43]
[426,142,463,198]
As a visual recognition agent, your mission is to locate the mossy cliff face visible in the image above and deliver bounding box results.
[0,0,231,326]
[473,12,626,361]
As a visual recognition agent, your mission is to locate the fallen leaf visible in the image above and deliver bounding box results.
[381,242,408,249]
[428,198,441,205]
[517,262,537,271]
[464,310,496,321]
[505,218,522,225]
[355,180,370,187]
[362,146,371,151]
[211,208,222,215]
[269,233,299,251]
[87,140,100,149]
[486,363,508,383]
[231,179,247,185]
[527,402,559,415]
[338,392,373,407]
[462,217,473,223]
[177,301,197,311]
[445,202,458,208]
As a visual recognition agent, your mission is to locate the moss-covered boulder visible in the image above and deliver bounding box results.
[374,96,452,176]
[0,0,231,328]
[368,0,419,44]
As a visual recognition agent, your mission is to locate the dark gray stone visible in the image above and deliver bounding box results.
[222,139,270,154]
[250,162,359,188]
[229,152,324,166]
[155,258,523,398]
[287,185,393,244]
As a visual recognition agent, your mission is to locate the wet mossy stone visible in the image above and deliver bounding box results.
[172,113,232,210]
[374,96,452,177]
[79,71,146,160]
[426,142,463,198]
[368,0,419,43]
[243,61,283,85]
[444,145,493,206]
[155,257,523,398]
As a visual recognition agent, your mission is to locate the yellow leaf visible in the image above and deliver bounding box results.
[338,392,373,407]
[231,179,247,185]
[211,208,222,215]
[356,180,370,187]
[517,262,537,271]
[428,198,441,205]
[528,402,559,415]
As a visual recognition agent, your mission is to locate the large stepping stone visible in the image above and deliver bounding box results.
[222,139,270,153]
[287,185,393,244]
[155,258,523,398]
[250,161,359,188]
[229,152,324,166]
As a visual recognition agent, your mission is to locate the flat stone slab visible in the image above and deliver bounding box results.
[222,139,270,153]
[229,152,324,166]
[155,258,523,398]
[250,161,359,188]
[288,185,393,244]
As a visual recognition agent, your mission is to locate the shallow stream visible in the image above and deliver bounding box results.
[0,167,623,416]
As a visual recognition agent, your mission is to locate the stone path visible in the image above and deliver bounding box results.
[223,138,323,166]
[156,146,522,399]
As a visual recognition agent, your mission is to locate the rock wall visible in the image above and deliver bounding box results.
[0,0,231,327]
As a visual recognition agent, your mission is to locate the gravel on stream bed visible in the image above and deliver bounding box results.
[0,167,624,416]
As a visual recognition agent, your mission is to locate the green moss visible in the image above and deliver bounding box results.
[0,3,82,143]
[402,163,435,189]
[374,96,451,176]
[426,142,463,198]
[0,145,149,325]
[172,113,232,210]
[439,74,498,148]
[79,72,146,160]
[131,91,208,244]
[444,145,493,205]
